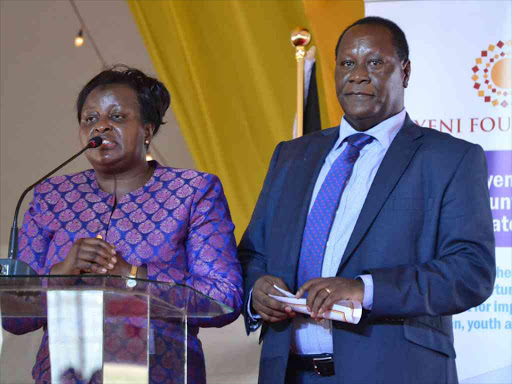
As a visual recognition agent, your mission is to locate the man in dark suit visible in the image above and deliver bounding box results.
[238,16,495,384]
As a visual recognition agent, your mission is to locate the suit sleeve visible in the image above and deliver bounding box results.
[369,144,496,318]
[238,142,283,334]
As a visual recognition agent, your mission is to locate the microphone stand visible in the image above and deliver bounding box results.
[0,137,102,276]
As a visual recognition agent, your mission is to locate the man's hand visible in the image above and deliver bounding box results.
[296,277,364,319]
[252,275,296,323]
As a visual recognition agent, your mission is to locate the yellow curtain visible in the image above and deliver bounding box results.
[304,0,365,127]
[128,0,363,239]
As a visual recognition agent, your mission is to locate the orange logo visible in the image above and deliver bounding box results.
[472,40,511,108]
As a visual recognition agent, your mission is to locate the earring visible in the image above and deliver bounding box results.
[145,139,150,145]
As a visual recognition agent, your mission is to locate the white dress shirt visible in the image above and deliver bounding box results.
[249,110,406,355]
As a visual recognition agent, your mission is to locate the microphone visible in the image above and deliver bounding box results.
[0,137,103,276]
[87,136,103,148]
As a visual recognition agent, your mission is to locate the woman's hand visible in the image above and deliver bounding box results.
[108,256,132,277]
[50,237,117,275]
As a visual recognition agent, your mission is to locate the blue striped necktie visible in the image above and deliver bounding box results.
[297,133,375,290]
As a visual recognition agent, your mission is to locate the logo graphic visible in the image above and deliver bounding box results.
[472,40,511,108]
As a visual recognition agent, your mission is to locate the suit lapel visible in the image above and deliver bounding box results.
[337,117,424,273]
[276,128,339,286]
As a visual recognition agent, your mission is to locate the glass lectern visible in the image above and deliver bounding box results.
[0,276,234,384]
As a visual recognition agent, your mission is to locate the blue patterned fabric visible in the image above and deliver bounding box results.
[5,161,243,384]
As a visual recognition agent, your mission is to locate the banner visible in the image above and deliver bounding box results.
[365,1,511,382]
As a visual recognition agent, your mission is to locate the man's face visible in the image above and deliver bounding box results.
[335,24,410,131]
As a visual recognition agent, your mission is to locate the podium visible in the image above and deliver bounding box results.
[0,275,234,384]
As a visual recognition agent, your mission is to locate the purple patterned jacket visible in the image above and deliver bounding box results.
[13,161,243,384]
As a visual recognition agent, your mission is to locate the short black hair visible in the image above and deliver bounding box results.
[335,16,409,62]
[76,65,171,136]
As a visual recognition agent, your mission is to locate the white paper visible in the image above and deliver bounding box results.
[271,285,362,324]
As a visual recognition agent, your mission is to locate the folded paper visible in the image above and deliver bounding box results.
[271,285,362,324]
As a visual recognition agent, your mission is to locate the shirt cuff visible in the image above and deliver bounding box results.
[247,288,262,331]
[357,274,374,311]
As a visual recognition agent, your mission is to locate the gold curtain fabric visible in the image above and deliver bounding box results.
[128,0,363,239]
[304,0,364,127]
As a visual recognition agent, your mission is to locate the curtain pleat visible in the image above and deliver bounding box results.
[128,0,363,239]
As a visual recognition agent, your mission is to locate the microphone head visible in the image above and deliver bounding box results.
[88,136,103,148]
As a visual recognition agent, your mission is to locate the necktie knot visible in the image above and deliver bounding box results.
[344,133,374,151]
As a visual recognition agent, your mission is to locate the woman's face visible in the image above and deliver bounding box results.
[79,85,151,174]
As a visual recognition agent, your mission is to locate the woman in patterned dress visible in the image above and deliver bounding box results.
[14,66,243,383]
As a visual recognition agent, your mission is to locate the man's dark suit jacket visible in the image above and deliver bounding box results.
[238,116,495,384]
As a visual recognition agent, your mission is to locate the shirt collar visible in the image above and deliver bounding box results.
[336,109,406,150]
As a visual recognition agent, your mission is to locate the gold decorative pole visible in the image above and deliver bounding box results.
[291,27,311,138]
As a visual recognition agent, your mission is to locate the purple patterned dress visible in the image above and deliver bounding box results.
[11,161,243,384]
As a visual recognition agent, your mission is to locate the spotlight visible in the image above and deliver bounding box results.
[74,29,84,47]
